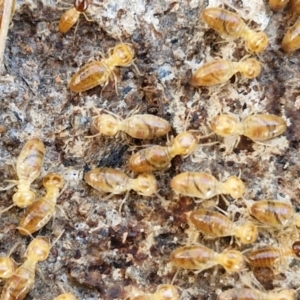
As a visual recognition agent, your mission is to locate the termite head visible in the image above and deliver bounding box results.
[235,222,258,244]
[25,237,50,262]
[210,115,238,137]
[220,249,245,273]
[74,0,88,12]
[134,174,157,196]
[13,190,35,208]
[172,132,198,156]
[246,32,269,53]
[292,241,300,258]
[113,44,135,67]
[240,58,261,78]
[92,114,119,136]
[43,173,64,189]
[222,176,245,199]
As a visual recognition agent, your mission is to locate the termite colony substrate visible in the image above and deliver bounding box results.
[0,0,299,299]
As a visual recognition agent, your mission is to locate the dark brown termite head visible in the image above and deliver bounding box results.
[292,241,300,258]
[74,0,88,12]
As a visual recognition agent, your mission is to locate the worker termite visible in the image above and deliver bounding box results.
[201,7,269,53]
[0,237,50,300]
[282,20,300,53]
[0,138,45,212]
[91,112,171,139]
[84,167,157,196]
[248,200,300,229]
[170,172,245,200]
[268,0,289,11]
[245,241,300,271]
[170,244,245,273]
[129,131,215,173]
[187,209,257,244]
[18,173,64,236]
[210,114,287,143]
[190,58,261,87]
[58,0,89,33]
[217,287,297,300]
[69,43,135,93]
[131,285,180,300]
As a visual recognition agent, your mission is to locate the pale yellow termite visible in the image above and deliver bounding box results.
[187,209,257,244]
[249,200,300,229]
[91,113,171,139]
[0,237,50,300]
[0,138,45,213]
[191,58,261,86]
[171,244,245,274]
[84,167,157,197]
[58,0,89,33]
[171,172,245,200]
[201,7,269,53]
[211,114,287,142]
[18,173,64,235]
[69,43,135,94]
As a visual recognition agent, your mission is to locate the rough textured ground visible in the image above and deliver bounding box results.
[0,0,300,299]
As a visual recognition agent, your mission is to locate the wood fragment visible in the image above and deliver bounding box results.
[0,0,14,73]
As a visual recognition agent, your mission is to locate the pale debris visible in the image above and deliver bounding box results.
[89,0,164,37]
[64,137,87,158]
[63,168,84,183]
[106,209,122,227]
[295,96,300,110]
[167,89,190,133]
